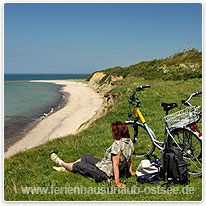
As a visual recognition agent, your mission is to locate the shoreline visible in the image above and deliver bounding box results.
[4,80,103,159]
[4,82,67,149]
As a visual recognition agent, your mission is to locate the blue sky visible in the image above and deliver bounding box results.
[4,3,202,74]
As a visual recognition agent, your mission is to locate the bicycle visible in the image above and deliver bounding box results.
[125,85,202,176]
[166,91,202,176]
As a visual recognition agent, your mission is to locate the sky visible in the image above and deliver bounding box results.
[4,3,202,74]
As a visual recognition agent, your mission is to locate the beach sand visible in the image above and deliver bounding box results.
[4,80,103,159]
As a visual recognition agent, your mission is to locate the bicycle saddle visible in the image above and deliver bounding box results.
[161,103,178,111]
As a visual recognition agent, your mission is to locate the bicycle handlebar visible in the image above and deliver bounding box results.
[195,91,202,96]
[129,85,151,104]
[135,85,151,91]
[181,91,202,107]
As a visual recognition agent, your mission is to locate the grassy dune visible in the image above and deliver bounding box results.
[88,48,202,81]
[4,76,202,201]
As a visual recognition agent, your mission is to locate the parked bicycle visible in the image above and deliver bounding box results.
[125,85,202,176]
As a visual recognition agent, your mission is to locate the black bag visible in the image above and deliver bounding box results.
[159,147,190,185]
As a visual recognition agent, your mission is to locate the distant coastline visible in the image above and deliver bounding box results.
[4,73,90,81]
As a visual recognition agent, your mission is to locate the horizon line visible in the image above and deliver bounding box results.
[4,73,90,75]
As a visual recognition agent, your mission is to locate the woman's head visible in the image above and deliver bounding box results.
[111,121,130,140]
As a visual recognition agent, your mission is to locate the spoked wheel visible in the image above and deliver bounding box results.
[169,127,202,176]
[130,124,156,158]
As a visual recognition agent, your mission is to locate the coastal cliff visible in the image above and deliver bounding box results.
[77,72,122,132]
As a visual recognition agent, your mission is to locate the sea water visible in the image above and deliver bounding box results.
[4,74,89,148]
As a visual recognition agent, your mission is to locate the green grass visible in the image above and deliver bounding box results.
[87,48,202,82]
[4,77,202,201]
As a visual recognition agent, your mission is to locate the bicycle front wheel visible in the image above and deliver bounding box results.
[168,127,202,176]
[132,124,156,158]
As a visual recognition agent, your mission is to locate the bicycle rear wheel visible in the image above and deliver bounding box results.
[131,124,156,158]
[168,127,202,176]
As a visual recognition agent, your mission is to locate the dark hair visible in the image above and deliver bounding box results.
[111,121,130,140]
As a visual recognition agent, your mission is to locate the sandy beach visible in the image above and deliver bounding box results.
[4,80,103,159]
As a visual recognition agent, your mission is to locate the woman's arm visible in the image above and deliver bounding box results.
[128,158,136,175]
[112,154,126,188]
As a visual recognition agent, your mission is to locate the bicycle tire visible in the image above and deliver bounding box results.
[168,127,202,176]
[130,123,156,158]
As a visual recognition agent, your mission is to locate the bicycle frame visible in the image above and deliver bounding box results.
[126,105,185,152]
[137,106,165,150]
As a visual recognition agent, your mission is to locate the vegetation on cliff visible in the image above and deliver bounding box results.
[87,48,202,82]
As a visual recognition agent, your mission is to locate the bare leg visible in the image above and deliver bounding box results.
[61,158,81,171]
[61,162,73,171]
[74,158,81,164]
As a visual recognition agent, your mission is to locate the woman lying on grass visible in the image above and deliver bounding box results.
[51,121,136,188]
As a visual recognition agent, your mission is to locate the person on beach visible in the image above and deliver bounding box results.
[51,121,136,188]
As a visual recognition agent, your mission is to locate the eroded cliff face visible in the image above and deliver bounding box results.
[88,72,123,93]
[77,72,122,132]
[87,72,106,91]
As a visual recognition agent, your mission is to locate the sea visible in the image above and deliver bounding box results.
[4,74,89,149]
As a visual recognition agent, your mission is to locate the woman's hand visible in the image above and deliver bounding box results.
[128,158,136,176]
[115,181,126,188]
